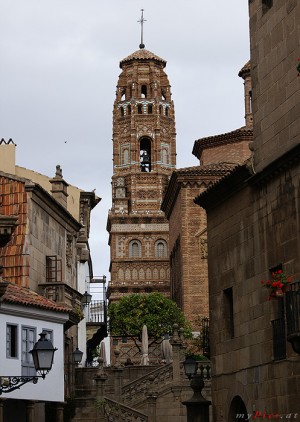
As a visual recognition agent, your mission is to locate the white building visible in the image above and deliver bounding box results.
[0,280,69,422]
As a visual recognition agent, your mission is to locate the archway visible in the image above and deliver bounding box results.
[228,396,249,421]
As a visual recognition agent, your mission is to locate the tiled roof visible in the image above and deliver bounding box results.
[192,127,253,160]
[238,60,251,78]
[0,281,69,313]
[120,48,166,68]
[175,163,238,177]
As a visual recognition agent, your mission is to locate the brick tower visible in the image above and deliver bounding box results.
[107,37,176,302]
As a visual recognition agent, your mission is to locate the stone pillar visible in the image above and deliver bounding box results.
[56,402,64,422]
[170,324,182,384]
[182,375,211,422]
[95,368,108,422]
[26,401,35,422]
[146,394,157,422]
[111,367,124,402]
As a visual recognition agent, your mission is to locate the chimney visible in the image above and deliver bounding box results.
[50,165,69,209]
[0,139,16,174]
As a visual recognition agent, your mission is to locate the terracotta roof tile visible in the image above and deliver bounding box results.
[0,281,69,313]
[175,163,238,177]
[192,127,253,160]
[120,48,166,68]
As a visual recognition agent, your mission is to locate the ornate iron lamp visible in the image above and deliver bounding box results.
[81,290,92,307]
[183,356,198,379]
[72,347,83,364]
[0,331,57,394]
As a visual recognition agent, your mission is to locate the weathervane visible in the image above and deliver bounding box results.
[138,9,146,49]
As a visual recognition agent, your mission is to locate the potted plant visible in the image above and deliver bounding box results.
[260,269,293,299]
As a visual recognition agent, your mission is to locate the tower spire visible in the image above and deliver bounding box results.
[138,9,146,49]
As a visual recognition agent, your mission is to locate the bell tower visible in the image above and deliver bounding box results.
[107,19,176,302]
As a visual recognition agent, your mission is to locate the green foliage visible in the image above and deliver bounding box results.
[108,292,190,341]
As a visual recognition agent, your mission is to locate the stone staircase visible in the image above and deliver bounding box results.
[71,360,211,422]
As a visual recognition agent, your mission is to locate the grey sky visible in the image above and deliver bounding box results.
[0,1,250,278]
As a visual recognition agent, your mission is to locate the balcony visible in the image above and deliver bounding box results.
[86,300,107,324]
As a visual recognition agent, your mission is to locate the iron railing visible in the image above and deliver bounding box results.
[285,281,300,339]
[86,300,107,324]
[271,317,286,360]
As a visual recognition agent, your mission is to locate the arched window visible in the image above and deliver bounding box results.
[129,240,142,258]
[228,396,248,421]
[148,104,153,114]
[138,104,143,114]
[140,138,151,172]
[141,85,147,98]
[121,90,126,101]
[159,105,163,115]
[127,105,131,115]
[161,91,166,100]
[120,107,124,117]
[155,240,167,258]
[165,107,169,116]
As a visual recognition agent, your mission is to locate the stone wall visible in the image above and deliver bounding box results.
[249,0,300,171]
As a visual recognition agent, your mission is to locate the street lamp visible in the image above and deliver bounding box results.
[72,347,83,365]
[183,356,198,379]
[182,356,211,422]
[0,331,57,394]
[81,290,92,307]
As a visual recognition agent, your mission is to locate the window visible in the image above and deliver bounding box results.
[165,107,169,116]
[6,324,18,358]
[138,104,143,114]
[129,240,142,258]
[159,105,163,115]
[155,240,167,258]
[46,256,62,283]
[262,0,273,13]
[148,104,153,114]
[120,107,124,117]
[127,105,131,115]
[21,326,36,376]
[123,149,129,165]
[141,85,147,98]
[223,287,234,338]
[140,138,151,172]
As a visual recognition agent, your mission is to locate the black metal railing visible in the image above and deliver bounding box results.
[86,300,107,323]
[271,317,286,360]
[285,281,300,337]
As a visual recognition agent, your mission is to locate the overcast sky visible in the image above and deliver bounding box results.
[0,1,250,279]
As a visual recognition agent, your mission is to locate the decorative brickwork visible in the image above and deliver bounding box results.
[107,45,176,302]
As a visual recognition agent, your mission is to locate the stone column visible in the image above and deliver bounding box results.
[26,401,35,422]
[146,394,157,422]
[182,375,211,422]
[170,324,182,384]
[56,402,64,422]
[95,366,108,422]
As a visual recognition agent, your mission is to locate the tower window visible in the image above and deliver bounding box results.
[165,107,169,116]
[140,138,151,172]
[155,240,167,258]
[127,105,131,115]
[159,105,163,115]
[121,90,126,101]
[129,240,142,258]
[141,85,147,98]
[138,104,143,114]
[148,105,153,114]
[120,107,125,117]
[162,91,166,100]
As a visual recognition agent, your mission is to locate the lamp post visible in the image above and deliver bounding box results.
[0,331,57,394]
[72,347,83,365]
[81,291,92,307]
[182,357,211,422]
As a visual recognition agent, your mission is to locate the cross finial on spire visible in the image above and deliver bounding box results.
[138,9,146,49]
